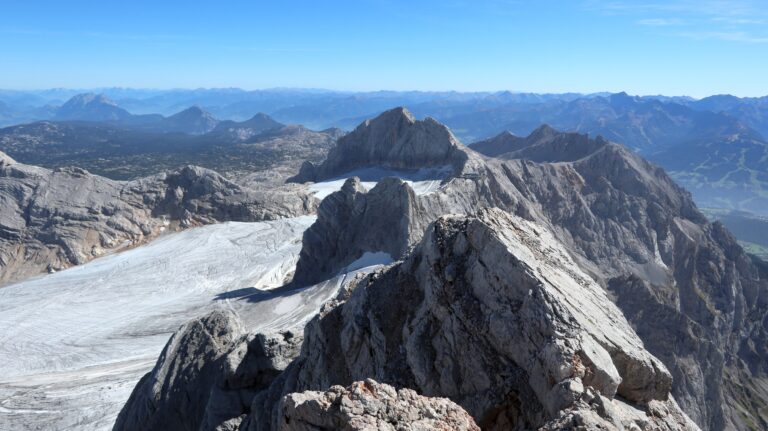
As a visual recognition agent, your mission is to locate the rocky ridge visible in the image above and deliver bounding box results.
[0,152,316,286]
[116,108,768,430]
[116,209,699,430]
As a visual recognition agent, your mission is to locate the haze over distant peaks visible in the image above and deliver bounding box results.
[55,93,130,122]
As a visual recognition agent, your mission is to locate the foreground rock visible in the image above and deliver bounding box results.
[114,309,303,431]
[280,379,480,431]
[287,109,768,430]
[117,210,698,430]
[246,209,697,431]
[0,152,316,286]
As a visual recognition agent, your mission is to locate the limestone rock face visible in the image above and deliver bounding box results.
[0,152,316,286]
[114,310,245,431]
[116,116,768,430]
[248,209,697,431]
[290,107,467,182]
[113,309,303,431]
[292,176,424,286]
[288,125,768,429]
[279,379,480,431]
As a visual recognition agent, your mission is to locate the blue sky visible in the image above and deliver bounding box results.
[1,0,766,97]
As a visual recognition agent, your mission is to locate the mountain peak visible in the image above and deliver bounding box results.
[361,106,416,128]
[171,105,212,118]
[472,125,618,164]
[55,93,130,121]
[63,93,118,108]
[529,124,558,140]
[165,106,218,134]
[290,108,466,183]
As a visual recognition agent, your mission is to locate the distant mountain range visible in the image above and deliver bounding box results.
[2,89,768,216]
[0,100,341,182]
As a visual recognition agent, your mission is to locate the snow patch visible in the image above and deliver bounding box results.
[308,165,451,199]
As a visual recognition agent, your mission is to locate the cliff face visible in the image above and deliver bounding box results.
[248,209,698,431]
[116,109,768,430]
[289,107,467,182]
[0,152,316,286]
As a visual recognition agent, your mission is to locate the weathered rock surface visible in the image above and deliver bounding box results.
[245,209,697,430]
[0,152,316,286]
[287,111,768,429]
[292,176,425,286]
[116,110,768,430]
[279,379,480,431]
[114,309,304,431]
[289,107,467,182]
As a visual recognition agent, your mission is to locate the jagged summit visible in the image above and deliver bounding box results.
[362,105,416,125]
[290,107,468,182]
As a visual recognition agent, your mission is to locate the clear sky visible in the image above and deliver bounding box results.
[1,0,767,97]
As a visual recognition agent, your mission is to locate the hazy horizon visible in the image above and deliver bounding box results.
[2,0,768,97]
[1,87,763,101]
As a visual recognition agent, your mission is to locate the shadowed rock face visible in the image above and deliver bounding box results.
[116,113,768,430]
[292,176,422,287]
[289,107,467,182]
[244,209,697,431]
[0,152,317,286]
[286,117,767,429]
[114,309,304,431]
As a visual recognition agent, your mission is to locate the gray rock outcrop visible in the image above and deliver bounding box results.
[116,112,768,430]
[292,176,425,286]
[279,379,480,431]
[286,115,768,429]
[289,107,467,182]
[246,209,698,430]
[114,309,303,431]
[0,152,316,286]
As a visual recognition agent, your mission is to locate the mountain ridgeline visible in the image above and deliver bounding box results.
[3,90,768,216]
[0,98,342,181]
[115,108,768,431]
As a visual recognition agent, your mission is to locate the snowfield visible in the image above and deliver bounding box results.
[0,216,385,431]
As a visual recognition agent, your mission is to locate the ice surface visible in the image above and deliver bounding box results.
[307,166,451,199]
[0,216,375,431]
